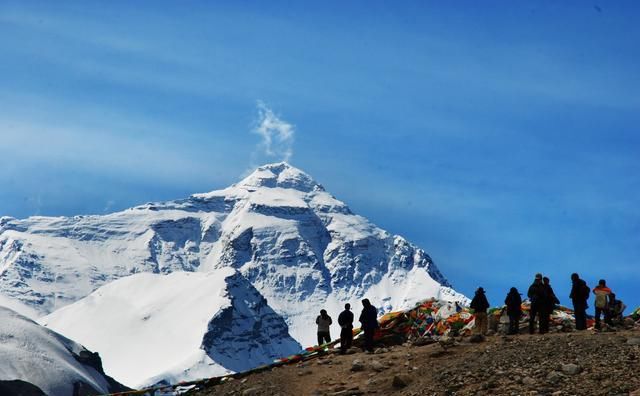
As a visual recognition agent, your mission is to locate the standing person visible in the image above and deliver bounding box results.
[593,279,612,330]
[338,303,354,354]
[358,299,378,353]
[527,273,547,334]
[569,273,589,330]
[316,309,332,346]
[470,287,490,335]
[504,287,522,335]
[540,277,560,334]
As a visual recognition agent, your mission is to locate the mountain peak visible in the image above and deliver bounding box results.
[237,162,323,192]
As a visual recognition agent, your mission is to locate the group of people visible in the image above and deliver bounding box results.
[317,273,627,351]
[570,274,626,330]
[470,272,627,335]
[315,298,379,354]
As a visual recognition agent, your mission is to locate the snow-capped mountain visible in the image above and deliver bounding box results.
[0,306,128,396]
[1,162,466,386]
[41,267,301,388]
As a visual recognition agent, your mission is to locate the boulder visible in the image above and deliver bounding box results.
[392,374,412,388]
[369,360,386,372]
[350,360,365,372]
[561,363,582,375]
[546,371,564,384]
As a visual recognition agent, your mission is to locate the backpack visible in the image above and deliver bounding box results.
[580,282,590,300]
[595,292,608,309]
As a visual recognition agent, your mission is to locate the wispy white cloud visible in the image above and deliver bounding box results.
[252,101,295,163]
[0,7,246,101]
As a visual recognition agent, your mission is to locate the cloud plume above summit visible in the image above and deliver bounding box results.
[252,101,295,163]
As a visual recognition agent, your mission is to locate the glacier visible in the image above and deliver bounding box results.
[1,162,467,387]
[40,267,302,388]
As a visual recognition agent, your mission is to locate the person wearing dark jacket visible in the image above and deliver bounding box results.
[569,273,589,330]
[540,277,560,334]
[527,273,548,334]
[504,287,522,335]
[470,287,490,335]
[359,299,378,353]
[338,303,354,354]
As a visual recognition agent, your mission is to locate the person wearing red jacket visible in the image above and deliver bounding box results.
[592,279,612,330]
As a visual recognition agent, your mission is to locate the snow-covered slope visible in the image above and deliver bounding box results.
[0,306,128,396]
[41,267,301,388]
[0,293,39,320]
[1,162,466,385]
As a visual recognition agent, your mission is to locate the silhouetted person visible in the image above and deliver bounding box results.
[338,303,354,354]
[527,273,547,334]
[540,277,560,334]
[470,287,490,335]
[569,273,589,330]
[504,287,522,335]
[316,309,332,346]
[359,299,378,353]
[593,279,612,330]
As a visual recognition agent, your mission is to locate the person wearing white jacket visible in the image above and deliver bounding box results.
[316,309,333,346]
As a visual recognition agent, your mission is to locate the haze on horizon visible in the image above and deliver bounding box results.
[1,2,639,310]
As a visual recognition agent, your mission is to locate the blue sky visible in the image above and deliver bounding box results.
[1,1,639,311]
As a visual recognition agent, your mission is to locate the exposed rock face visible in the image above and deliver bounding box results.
[0,380,46,396]
[41,268,302,388]
[202,271,303,373]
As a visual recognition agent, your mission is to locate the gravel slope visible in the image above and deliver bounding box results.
[187,327,640,396]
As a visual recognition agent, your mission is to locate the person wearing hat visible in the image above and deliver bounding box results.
[527,273,548,334]
[470,287,490,335]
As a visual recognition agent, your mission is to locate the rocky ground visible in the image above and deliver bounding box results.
[186,327,640,396]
